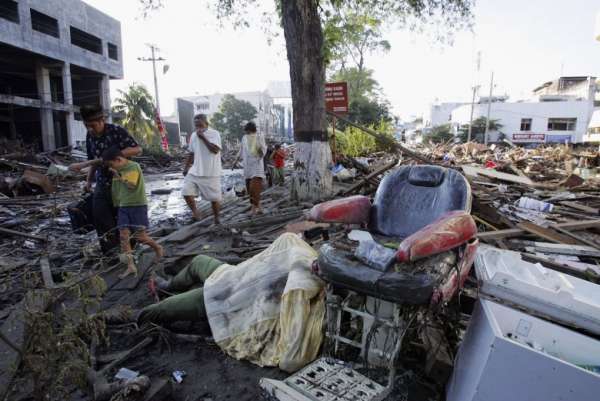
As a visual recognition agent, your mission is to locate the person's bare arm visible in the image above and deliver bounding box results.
[69,158,102,172]
[197,133,221,154]
[183,153,194,176]
[121,146,142,158]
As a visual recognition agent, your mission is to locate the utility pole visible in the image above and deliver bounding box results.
[138,44,166,115]
[467,86,478,142]
[467,51,481,143]
[484,71,494,146]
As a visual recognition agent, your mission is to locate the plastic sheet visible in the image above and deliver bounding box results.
[203,233,325,372]
[354,240,396,271]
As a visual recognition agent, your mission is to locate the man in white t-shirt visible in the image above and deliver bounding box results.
[182,114,222,224]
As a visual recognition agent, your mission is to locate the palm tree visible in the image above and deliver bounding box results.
[112,83,159,147]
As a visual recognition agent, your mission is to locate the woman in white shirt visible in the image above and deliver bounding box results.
[238,122,267,215]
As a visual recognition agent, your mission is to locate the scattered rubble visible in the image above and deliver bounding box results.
[2,139,600,401]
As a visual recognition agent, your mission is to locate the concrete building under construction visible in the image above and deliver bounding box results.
[0,0,123,151]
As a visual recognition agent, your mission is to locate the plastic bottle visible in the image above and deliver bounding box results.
[516,197,554,213]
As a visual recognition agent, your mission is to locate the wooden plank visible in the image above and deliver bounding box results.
[521,253,600,283]
[39,256,56,289]
[342,159,398,195]
[559,201,600,215]
[516,222,579,245]
[0,227,46,241]
[550,225,600,251]
[462,165,535,186]
[477,219,600,241]
[512,240,600,257]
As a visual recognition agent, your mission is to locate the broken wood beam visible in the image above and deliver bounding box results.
[477,219,600,241]
[521,253,600,283]
[550,225,600,251]
[327,111,432,164]
[342,159,398,195]
[39,256,56,289]
[0,227,46,241]
[517,221,579,245]
[559,201,600,215]
[511,240,600,257]
[99,336,153,375]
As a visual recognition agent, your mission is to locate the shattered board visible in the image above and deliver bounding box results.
[262,358,387,401]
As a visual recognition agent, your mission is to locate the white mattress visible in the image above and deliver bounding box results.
[475,245,600,335]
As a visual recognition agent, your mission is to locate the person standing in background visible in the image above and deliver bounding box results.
[238,122,267,215]
[264,143,274,187]
[182,114,223,225]
[271,144,286,186]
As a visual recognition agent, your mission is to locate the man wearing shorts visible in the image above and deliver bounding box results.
[183,114,222,224]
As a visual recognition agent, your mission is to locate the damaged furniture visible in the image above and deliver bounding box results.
[262,165,479,400]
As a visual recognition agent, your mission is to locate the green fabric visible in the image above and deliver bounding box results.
[170,255,224,291]
[139,288,206,323]
[138,255,223,324]
[111,161,147,207]
[273,167,284,184]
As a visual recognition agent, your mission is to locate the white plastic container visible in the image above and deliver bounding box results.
[447,299,600,401]
[475,245,600,335]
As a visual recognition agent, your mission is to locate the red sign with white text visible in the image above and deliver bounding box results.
[325,82,349,114]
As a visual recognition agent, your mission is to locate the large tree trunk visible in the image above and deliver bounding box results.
[281,0,333,201]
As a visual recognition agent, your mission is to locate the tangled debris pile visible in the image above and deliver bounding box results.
[2,139,600,401]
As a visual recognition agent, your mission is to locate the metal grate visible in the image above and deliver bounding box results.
[283,358,387,401]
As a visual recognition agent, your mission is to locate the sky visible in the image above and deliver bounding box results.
[84,0,600,121]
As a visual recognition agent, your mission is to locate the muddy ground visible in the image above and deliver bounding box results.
[2,170,442,401]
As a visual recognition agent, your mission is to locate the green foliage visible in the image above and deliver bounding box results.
[210,94,258,139]
[424,123,454,144]
[334,120,395,157]
[323,3,390,71]
[112,83,160,149]
[24,276,108,400]
[346,96,392,128]
[457,117,503,143]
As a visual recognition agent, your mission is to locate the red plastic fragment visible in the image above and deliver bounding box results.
[307,195,371,224]
[485,160,497,169]
[396,210,477,263]
[431,238,479,305]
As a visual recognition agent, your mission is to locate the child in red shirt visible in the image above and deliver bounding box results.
[271,144,286,185]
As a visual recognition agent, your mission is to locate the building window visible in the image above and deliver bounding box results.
[547,118,577,131]
[195,102,209,110]
[70,26,102,54]
[0,0,19,23]
[108,43,118,60]
[30,9,59,38]
[520,118,532,131]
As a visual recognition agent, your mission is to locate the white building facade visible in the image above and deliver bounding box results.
[424,102,467,128]
[451,99,593,144]
[432,76,598,144]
